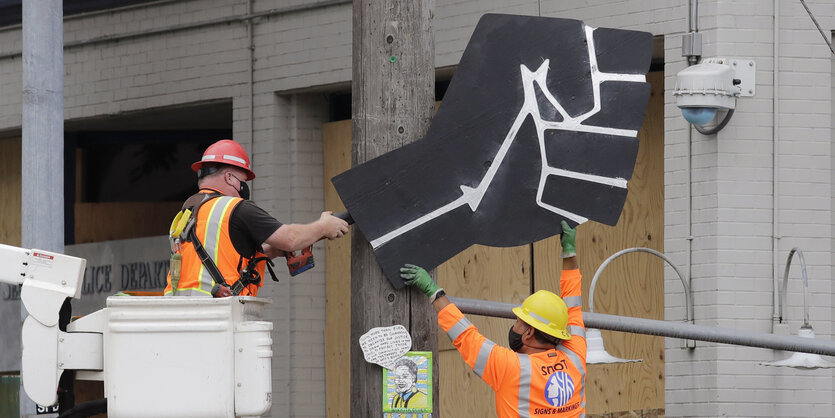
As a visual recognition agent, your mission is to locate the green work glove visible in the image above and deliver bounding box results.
[400,264,444,302]
[560,220,576,258]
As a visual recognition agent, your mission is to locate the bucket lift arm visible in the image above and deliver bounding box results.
[0,243,93,407]
[2,243,274,417]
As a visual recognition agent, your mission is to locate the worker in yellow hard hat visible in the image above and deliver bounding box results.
[401,220,586,417]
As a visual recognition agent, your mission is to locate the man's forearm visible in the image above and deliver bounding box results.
[264,222,324,252]
[432,294,451,313]
[563,255,578,270]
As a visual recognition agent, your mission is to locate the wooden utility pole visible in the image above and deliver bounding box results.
[350,1,437,416]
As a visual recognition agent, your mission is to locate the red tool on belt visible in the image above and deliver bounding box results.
[282,211,353,276]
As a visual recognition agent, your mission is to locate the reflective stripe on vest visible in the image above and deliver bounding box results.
[556,344,586,381]
[567,325,585,339]
[447,317,473,341]
[473,339,496,378]
[163,195,245,297]
[563,295,582,308]
[556,343,587,410]
[517,353,532,418]
[196,196,238,294]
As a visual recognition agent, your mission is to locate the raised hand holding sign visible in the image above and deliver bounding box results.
[333,14,652,286]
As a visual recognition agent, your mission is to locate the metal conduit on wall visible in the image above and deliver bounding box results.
[779,247,811,327]
[760,247,835,369]
[449,296,835,357]
[771,0,782,329]
[683,0,699,343]
[589,247,693,324]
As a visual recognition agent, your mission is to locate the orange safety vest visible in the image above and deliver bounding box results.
[438,269,587,417]
[164,192,267,297]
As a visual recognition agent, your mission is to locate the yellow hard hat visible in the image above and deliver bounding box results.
[512,290,571,340]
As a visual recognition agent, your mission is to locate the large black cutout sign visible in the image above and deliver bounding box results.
[333,14,652,287]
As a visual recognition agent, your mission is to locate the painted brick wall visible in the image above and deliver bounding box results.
[252,2,352,93]
[0,1,345,416]
[663,1,834,416]
[247,91,330,417]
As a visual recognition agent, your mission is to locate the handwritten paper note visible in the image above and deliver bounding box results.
[359,325,412,370]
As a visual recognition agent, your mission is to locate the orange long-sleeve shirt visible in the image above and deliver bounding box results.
[438,269,586,417]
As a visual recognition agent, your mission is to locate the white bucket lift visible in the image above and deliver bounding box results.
[2,243,273,417]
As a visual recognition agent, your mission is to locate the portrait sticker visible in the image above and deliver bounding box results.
[383,351,433,415]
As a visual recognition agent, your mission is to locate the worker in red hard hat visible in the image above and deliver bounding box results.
[164,139,349,297]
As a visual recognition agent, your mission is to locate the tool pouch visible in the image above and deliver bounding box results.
[169,253,182,291]
[167,207,196,295]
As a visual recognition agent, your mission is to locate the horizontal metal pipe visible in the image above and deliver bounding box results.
[449,296,835,357]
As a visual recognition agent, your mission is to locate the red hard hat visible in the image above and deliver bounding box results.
[192,139,255,180]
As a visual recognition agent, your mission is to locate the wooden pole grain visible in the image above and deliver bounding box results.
[350,0,438,416]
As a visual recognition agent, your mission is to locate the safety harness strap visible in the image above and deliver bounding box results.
[188,226,229,296]
[176,191,231,296]
[229,256,278,295]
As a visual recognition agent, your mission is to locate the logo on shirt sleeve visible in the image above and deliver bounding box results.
[544,371,575,407]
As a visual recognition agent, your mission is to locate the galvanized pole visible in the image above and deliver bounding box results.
[450,297,835,357]
[21,0,64,415]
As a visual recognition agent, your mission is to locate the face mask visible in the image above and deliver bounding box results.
[228,173,251,200]
[238,181,250,200]
[508,325,524,352]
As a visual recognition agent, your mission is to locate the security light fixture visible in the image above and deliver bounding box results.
[585,328,641,365]
[674,58,756,135]
[760,326,835,369]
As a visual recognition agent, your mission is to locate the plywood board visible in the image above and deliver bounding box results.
[534,71,665,415]
[323,71,661,416]
[74,201,182,244]
[439,349,497,418]
[0,137,21,246]
[74,380,105,417]
[324,116,528,418]
[436,244,529,418]
[323,119,352,418]
[437,244,530,351]
[3,137,181,247]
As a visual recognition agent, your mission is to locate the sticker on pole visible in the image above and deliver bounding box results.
[359,325,412,370]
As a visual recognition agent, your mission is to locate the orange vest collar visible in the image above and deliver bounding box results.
[199,187,224,195]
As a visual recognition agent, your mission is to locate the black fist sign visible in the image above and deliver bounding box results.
[333,14,652,286]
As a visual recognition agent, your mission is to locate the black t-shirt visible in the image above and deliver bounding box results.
[228,200,282,258]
